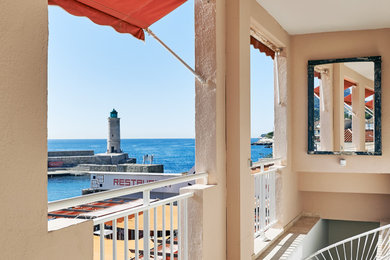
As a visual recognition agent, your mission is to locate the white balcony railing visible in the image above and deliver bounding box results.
[48,172,208,260]
[252,158,280,239]
[304,223,390,260]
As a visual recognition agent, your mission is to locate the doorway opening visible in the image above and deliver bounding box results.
[250,35,275,162]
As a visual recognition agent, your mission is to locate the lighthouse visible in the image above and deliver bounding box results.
[107,109,121,153]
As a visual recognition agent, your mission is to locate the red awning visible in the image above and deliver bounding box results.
[366,100,374,109]
[365,88,374,98]
[314,71,321,79]
[314,86,320,96]
[344,79,356,90]
[250,36,275,59]
[49,0,186,41]
[345,94,352,105]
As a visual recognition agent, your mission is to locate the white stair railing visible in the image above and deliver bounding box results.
[304,224,390,260]
[252,158,280,239]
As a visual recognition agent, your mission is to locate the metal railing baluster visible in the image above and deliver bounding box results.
[361,235,368,259]
[328,249,334,260]
[355,237,359,260]
[350,240,353,260]
[143,190,150,259]
[154,207,157,259]
[184,199,188,260]
[100,223,105,260]
[178,200,182,260]
[113,219,117,260]
[335,246,340,260]
[343,243,347,259]
[135,213,139,260]
[124,217,128,260]
[367,232,378,260]
[170,202,174,260]
[163,204,166,260]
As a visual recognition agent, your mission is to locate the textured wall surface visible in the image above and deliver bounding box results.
[194,0,227,258]
[0,0,92,259]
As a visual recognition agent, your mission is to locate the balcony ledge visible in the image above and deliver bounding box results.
[253,227,284,259]
[48,218,90,232]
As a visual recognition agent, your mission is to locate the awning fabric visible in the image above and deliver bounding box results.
[365,88,374,98]
[314,86,320,96]
[314,71,321,79]
[49,0,186,41]
[250,36,275,59]
[366,100,374,109]
[345,94,352,105]
[344,79,356,90]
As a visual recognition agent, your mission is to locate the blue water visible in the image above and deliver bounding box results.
[48,175,90,201]
[48,138,271,201]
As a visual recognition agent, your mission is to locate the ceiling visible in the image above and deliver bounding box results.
[344,62,374,81]
[257,0,390,34]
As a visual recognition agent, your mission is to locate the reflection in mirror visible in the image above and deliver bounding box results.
[308,57,381,155]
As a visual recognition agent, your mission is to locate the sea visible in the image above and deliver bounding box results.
[48,138,272,201]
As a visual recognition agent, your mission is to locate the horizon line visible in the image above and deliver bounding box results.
[48,137,262,140]
[48,137,195,140]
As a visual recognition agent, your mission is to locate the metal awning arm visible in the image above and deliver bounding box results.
[145,28,206,85]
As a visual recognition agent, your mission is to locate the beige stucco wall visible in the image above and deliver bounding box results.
[0,0,92,259]
[299,172,390,195]
[303,192,390,222]
[194,0,227,259]
[291,29,390,222]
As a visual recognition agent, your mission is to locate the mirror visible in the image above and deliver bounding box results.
[308,56,381,155]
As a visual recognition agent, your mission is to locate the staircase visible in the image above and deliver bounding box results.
[304,224,390,260]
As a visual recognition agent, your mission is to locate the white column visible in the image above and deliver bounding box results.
[226,0,253,257]
[274,52,288,162]
[319,66,334,151]
[352,84,365,151]
[273,53,287,230]
[332,64,345,151]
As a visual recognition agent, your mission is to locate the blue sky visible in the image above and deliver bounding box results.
[48,1,274,139]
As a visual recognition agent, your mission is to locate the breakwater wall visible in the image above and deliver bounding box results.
[48,150,94,157]
[83,163,163,173]
[48,153,134,167]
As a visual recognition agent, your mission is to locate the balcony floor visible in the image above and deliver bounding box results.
[256,216,320,260]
